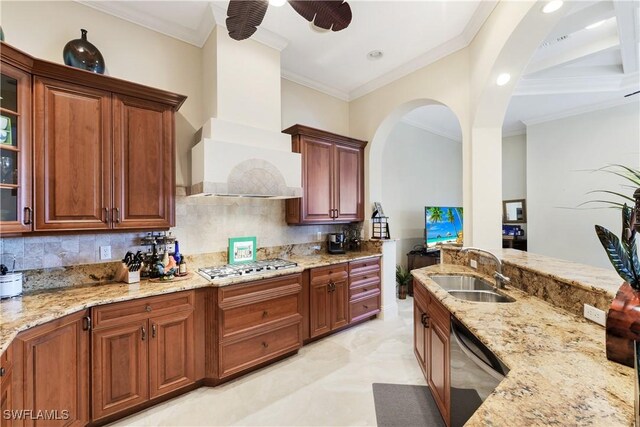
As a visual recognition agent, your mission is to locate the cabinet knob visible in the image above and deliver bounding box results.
[363,288,367,292]
[262,310,268,318]
[363,276,368,280]
[363,305,368,309]
[262,342,269,348]
[0,367,5,377]
[145,305,152,312]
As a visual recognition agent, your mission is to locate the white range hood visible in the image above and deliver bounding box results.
[190,118,302,198]
[190,27,301,199]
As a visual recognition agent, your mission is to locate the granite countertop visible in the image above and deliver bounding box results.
[0,251,381,356]
[412,264,634,426]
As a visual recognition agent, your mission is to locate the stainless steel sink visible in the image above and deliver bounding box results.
[429,275,515,303]
[430,275,495,291]
[447,290,515,303]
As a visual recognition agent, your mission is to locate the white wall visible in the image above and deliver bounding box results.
[502,134,527,200]
[381,122,462,268]
[527,101,640,268]
[281,79,349,135]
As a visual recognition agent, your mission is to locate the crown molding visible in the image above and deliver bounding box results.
[400,118,462,143]
[348,1,497,101]
[281,70,350,101]
[514,71,639,96]
[210,4,289,51]
[502,127,527,138]
[522,95,639,127]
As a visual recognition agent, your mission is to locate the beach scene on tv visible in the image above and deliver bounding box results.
[425,206,464,248]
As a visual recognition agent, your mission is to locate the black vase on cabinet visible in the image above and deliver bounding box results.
[63,29,105,74]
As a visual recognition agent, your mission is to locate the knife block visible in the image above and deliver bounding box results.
[115,263,140,284]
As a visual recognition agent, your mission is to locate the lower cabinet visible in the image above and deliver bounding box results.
[414,280,451,427]
[309,264,349,338]
[216,273,303,379]
[12,310,91,427]
[91,291,195,422]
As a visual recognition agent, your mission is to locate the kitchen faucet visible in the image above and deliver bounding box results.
[460,247,511,289]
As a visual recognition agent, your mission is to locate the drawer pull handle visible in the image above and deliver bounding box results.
[145,305,152,312]
[262,342,269,348]
[262,311,268,318]
[152,324,157,338]
[82,316,92,331]
[141,326,146,341]
[0,367,5,377]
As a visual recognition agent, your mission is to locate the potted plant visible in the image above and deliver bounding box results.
[592,165,640,367]
[396,265,412,300]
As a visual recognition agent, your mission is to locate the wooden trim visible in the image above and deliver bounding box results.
[282,124,368,149]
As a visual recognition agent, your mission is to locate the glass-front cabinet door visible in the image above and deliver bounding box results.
[0,62,32,233]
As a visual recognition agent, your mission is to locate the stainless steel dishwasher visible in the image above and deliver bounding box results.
[450,316,509,427]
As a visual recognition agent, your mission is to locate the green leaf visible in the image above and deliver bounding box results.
[595,225,637,285]
[586,190,635,203]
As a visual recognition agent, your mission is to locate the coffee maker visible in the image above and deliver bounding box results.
[327,233,346,254]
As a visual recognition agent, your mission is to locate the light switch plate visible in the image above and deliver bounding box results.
[583,304,606,327]
[470,259,478,269]
[99,246,112,260]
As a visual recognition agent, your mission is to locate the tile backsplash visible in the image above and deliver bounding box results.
[1,187,346,271]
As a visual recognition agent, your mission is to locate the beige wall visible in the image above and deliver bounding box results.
[281,79,349,135]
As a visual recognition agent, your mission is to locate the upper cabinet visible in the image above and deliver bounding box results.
[0,42,185,235]
[283,125,366,225]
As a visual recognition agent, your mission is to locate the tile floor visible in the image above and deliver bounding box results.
[109,298,424,426]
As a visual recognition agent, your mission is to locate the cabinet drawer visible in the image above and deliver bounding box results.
[218,273,302,304]
[93,291,194,329]
[349,269,380,288]
[310,263,348,285]
[349,281,380,300]
[221,293,302,338]
[349,293,380,323]
[428,293,450,333]
[349,257,381,276]
[414,280,429,307]
[219,321,301,378]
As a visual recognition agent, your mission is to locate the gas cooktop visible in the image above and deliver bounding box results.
[198,258,298,280]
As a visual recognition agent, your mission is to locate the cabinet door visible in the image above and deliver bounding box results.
[334,144,363,221]
[113,95,174,229]
[309,282,331,338]
[17,311,89,427]
[34,78,112,231]
[330,279,349,330]
[92,320,149,421]
[0,63,32,233]
[301,138,334,222]
[149,311,195,399]
[428,319,450,426]
[413,300,428,377]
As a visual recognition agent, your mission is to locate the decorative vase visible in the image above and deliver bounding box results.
[606,282,640,367]
[63,29,105,74]
[398,283,407,300]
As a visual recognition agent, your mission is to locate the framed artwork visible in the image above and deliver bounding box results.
[373,202,385,217]
[228,236,257,264]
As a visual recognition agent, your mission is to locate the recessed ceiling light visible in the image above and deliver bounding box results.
[496,73,511,86]
[542,1,563,14]
[367,50,384,60]
[585,20,606,30]
[269,0,287,6]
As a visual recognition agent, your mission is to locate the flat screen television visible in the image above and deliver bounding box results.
[425,206,463,249]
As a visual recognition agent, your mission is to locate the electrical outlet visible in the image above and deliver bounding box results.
[99,246,112,260]
[583,304,606,326]
[470,259,478,269]
[316,231,322,241]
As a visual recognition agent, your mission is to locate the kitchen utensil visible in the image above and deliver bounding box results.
[0,253,21,298]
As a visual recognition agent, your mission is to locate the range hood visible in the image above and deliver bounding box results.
[189,27,301,199]
[190,118,302,198]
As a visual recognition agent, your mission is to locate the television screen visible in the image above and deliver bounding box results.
[425,206,463,248]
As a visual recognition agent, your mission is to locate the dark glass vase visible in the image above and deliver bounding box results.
[63,29,105,74]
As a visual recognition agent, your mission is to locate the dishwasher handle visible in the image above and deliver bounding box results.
[451,321,506,382]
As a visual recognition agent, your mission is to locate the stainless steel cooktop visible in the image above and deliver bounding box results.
[198,258,298,280]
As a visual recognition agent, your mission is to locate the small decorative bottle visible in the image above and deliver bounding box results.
[173,240,182,265]
[179,258,187,275]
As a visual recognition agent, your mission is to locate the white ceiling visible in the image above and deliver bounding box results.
[79,0,638,136]
[401,0,640,139]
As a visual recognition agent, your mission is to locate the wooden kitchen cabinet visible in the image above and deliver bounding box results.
[216,274,303,380]
[414,280,451,426]
[283,125,366,224]
[309,264,349,338]
[91,291,195,421]
[0,41,186,235]
[0,62,32,233]
[12,310,90,427]
[348,258,381,322]
[34,77,112,231]
[0,345,14,427]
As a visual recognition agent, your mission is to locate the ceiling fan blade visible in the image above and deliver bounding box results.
[288,0,352,32]
[226,0,269,41]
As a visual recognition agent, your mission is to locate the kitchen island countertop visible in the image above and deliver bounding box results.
[0,251,381,356]
[412,264,634,426]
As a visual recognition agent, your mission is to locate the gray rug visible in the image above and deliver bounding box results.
[372,383,482,427]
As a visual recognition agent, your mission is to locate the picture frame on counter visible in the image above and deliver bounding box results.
[228,236,257,264]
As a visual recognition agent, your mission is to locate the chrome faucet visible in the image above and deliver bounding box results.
[460,247,511,289]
